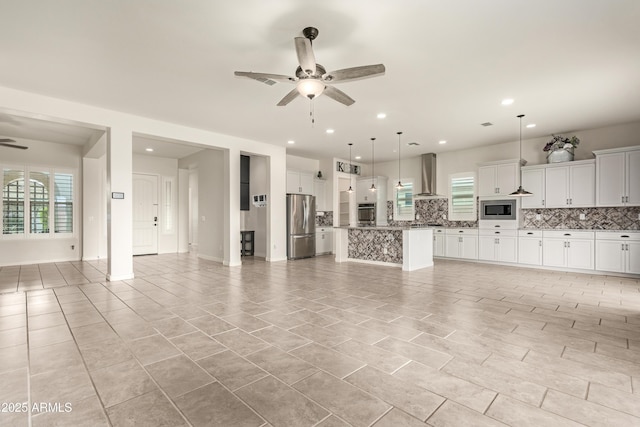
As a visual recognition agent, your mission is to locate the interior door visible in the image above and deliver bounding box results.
[133,174,158,255]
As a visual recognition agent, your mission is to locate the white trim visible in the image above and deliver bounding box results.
[106,273,135,281]
[345,258,402,268]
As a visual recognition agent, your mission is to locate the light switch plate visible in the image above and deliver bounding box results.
[579,213,586,220]
[535,214,541,220]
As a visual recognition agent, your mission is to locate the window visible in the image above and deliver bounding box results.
[449,172,476,221]
[394,179,414,221]
[1,166,75,237]
[3,168,25,235]
[54,173,73,234]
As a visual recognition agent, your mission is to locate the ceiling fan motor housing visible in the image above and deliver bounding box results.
[302,27,319,41]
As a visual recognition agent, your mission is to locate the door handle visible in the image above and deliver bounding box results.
[154,216,158,222]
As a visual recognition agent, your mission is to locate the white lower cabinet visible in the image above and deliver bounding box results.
[542,230,594,270]
[315,227,333,255]
[518,230,543,266]
[433,228,446,257]
[595,231,640,274]
[479,230,517,263]
[445,229,478,260]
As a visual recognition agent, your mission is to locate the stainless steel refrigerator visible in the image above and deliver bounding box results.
[286,194,316,260]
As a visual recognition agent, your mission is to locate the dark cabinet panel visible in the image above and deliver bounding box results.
[240,155,250,211]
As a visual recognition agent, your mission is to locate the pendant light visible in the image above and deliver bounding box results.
[396,131,404,189]
[347,143,354,193]
[510,114,533,197]
[369,137,377,192]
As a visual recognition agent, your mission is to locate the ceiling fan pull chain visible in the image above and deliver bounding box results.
[310,99,315,126]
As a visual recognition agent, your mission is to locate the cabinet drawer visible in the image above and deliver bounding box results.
[543,230,594,240]
[519,230,542,238]
[445,228,478,235]
[595,231,640,241]
[479,229,517,237]
[316,227,333,233]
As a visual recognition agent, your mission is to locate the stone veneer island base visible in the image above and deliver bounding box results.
[334,227,433,271]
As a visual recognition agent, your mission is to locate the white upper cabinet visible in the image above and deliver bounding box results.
[594,146,640,206]
[478,161,519,197]
[543,160,595,208]
[521,167,545,208]
[287,170,314,194]
[314,179,326,211]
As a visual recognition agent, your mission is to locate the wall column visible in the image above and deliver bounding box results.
[106,126,134,280]
[224,147,241,266]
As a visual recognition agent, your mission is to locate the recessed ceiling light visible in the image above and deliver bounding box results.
[355,156,362,160]
[501,98,514,106]
[526,123,536,128]
[438,140,447,145]
[326,129,334,134]
[145,148,154,152]
[287,140,295,144]
[377,113,386,119]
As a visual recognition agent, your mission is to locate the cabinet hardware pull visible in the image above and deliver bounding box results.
[567,242,571,248]
[622,196,625,203]
[539,240,542,246]
[621,235,629,238]
[563,233,571,236]
[627,244,630,250]
[622,243,625,250]
[542,199,545,206]
[459,230,464,233]
[495,225,501,228]
[495,231,500,234]
[527,232,533,235]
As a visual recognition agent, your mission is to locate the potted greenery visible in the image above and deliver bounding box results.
[543,134,580,163]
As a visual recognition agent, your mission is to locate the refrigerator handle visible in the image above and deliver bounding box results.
[303,197,308,230]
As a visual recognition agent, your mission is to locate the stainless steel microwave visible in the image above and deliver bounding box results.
[357,203,376,226]
[480,199,517,220]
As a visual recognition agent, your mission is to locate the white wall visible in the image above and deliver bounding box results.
[286,154,319,173]
[0,139,83,266]
[82,156,107,261]
[132,154,179,254]
[179,149,225,262]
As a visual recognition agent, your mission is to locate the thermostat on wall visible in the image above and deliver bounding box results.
[111,192,125,199]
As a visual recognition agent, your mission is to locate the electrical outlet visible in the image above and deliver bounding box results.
[442,214,447,220]
[383,247,388,254]
[416,214,420,220]
[579,213,586,220]
[535,214,541,220]
[638,213,640,220]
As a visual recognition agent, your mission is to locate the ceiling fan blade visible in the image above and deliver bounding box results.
[0,138,17,143]
[323,64,386,82]
[276,88,300,106]
[0,142,28,150]
[234,71,297,85]
[294,37,316,76]
[323,86,355,106]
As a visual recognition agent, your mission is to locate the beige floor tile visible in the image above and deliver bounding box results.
[151,316,197,338]
[212,328,270,356]
[169,304,210,320]
[324,320,388,345]
[0,344,28,374]
[587,382,640,418]
[128,334,181,365]
[319,307,371,324]
[316,415,351,426]
[71,322,118,346]
[290,342,365,378]
[0,327,27,349]
[188,314,236,336]
[27,311,66,330]
[289,323,351,347]
[29,341,84,375]
[220,312,271,332]
[563,346,640,378]
[251,325,311,352]
[486,394,583,427]
[0,367,27,405]
[542,389,640,427]
[170,331,226,360]
[332,339,410,374]
[28,324,73,348]
[197,350,268,391]
[106,389,188,427]
[293,371,392,427]
[390,316,456,338]
[375,336,452,370]
[427,399,507,427]
[393,361,496,413]
[78,336,134,371]
[247,345,317,385]
[345,365,444,421]
[360,318,422,340]
[410,333,491,364]
[145,354,214,398]
[31,365,95,406]
[373,408,428,427]
[90,358,157,407]
[257,310,306,329]
[174,382,264,427]
[236,375,329,426]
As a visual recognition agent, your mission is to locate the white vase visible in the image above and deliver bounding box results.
[547,149,574,163]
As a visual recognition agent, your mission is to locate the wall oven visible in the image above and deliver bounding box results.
[480,199,517,220]
[357,203,376,226]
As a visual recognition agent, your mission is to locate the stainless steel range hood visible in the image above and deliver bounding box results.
[417,153,438,196]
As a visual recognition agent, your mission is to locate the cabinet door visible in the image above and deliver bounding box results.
[543,238,567,267]
[433,234,446,257]
[627,151,640,205]
[314,180,326,211]
[596,153,625,206]
[287,170,300,194]
[521,168,545,208]
[595,240,625,273]
[496,163,518,196]
[497,236,518,263]
[544,167,569,208]
[567,239,594,270]
[445,236,460,258]
[478,236,497,261]
[569,163,595,207]
[478,166,497,196]
[299,172,314,195]
[628,241,640,274]
[518,237,542,266]
[460,236,478,260]
[356,179,373,203]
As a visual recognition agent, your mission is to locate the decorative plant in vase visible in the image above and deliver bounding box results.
[543,134,580,163]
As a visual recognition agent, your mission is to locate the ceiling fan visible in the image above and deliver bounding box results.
[0,138,28,150]
[234,27,385,107]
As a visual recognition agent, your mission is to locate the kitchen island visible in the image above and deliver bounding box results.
[334,226,433,271]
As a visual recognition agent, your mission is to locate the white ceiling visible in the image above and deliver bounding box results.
[1,1,639,162]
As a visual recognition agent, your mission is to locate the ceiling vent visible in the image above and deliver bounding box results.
[481,122,493,127]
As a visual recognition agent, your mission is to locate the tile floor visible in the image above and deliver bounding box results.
[1,254,640,426]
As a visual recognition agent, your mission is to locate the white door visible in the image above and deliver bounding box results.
[543,238,567,268]
[595,240,624,273]
[567,239,594,270]
[460,236,478,260]
[133,174,158,255]
[545,167,569,208]
[521,168,545,208]
[596,153,625,206]
[478,166,497,196]
[627,151,640,205]
[627,241,640,274]
[497,236,518,263]
[286,170,300,194]
[496,163,517,196]
[478,236,497,261]
[518,237,542,266]
[569,163,595,207]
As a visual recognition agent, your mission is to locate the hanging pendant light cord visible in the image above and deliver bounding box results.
[370,137,376,191]
[397,131,403,188]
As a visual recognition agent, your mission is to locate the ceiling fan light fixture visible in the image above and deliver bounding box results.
[296,79,325,99]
